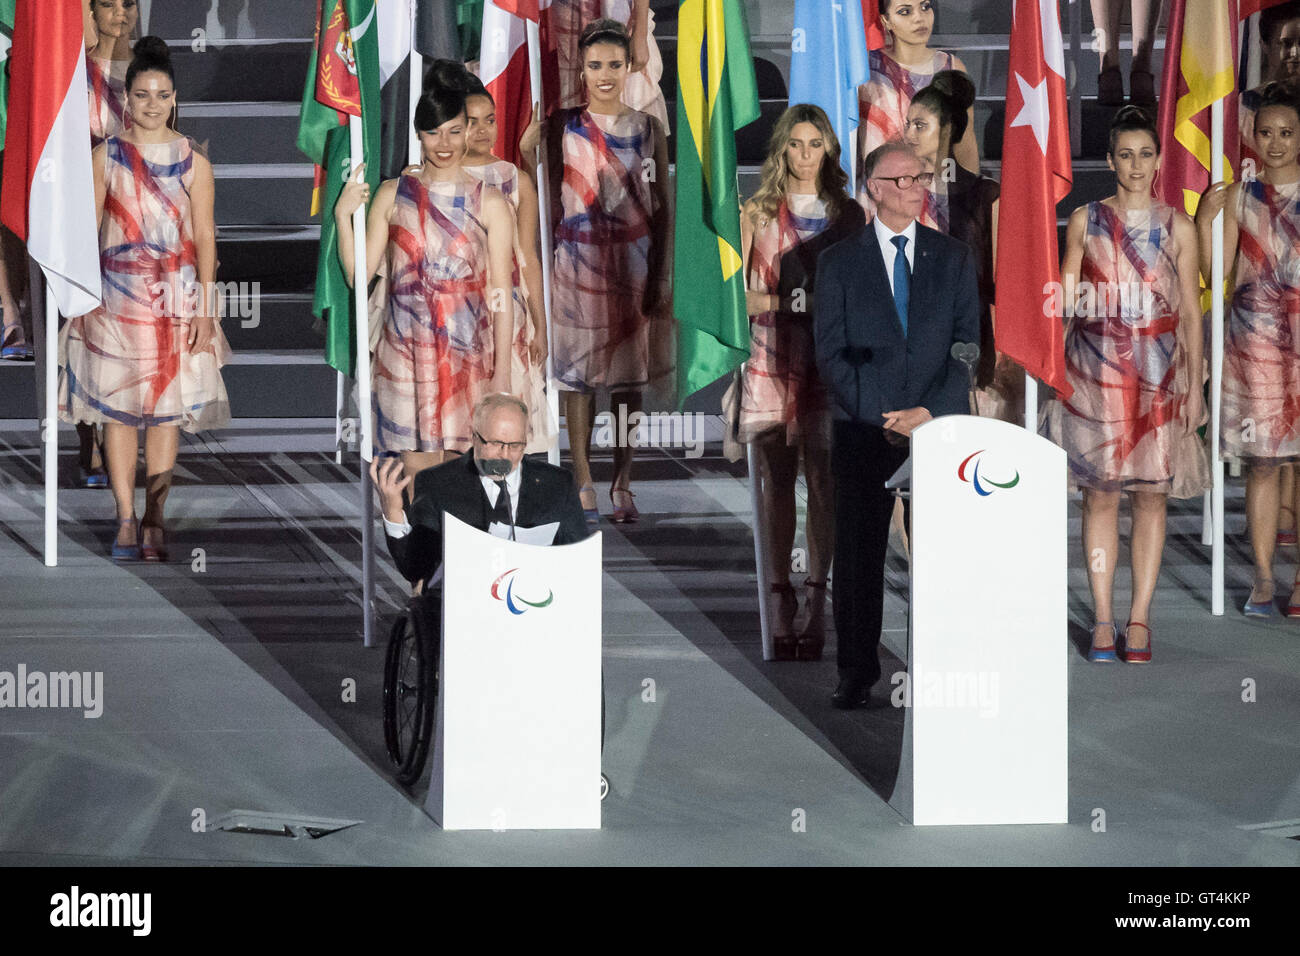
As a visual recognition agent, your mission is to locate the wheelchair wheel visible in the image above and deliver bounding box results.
[382,598,438,786]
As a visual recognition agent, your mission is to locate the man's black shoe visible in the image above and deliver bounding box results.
[831,673,874,709]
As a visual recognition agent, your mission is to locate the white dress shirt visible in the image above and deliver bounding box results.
[873,216,918,296]
[383,463,522,539]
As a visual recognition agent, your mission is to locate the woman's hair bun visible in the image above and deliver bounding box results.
[132,35,171,65]
[930,69,975,113]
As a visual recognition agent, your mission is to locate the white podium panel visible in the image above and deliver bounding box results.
[895,415,1067,825]
[428,515,602,830]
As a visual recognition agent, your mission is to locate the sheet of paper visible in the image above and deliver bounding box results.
[487,521,560,546]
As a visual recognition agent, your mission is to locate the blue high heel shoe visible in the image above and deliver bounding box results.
[111,517,141,561]
[1243,578,1275,618]
[1087,622,1118,663]
[579,484,599,527]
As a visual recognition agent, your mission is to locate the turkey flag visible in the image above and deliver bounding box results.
[994,0,1073,398]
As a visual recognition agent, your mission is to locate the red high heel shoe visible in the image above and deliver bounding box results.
[1121,621,1152,664]
[140,525,169,562]
[610,487,638,523]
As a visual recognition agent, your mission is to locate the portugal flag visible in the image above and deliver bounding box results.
[297,0,381,379]
[674,0,760,405]
[0,0,100,317]
[994,0,1072,399]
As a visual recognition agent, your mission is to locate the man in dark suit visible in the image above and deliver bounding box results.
[372,393,590,586]
[814,142,980,709]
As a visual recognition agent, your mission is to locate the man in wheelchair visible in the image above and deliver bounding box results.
[371,392,592,588]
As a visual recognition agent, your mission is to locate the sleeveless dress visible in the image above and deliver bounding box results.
[1222,179,1300,461]
[733,194,833,449]
[87,54,130,148]
[61,136,231,431]
[373,174,496,454]
[1061,201,1208,497]
[552,0,669,129]
[856,48,957,213]
[550,108,664,393]
[463,158,557,454]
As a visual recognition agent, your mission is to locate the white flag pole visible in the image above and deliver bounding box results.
[1024,373,1037,431]
[526,18,561,466]
[746,429,773,660]
[350,115,376,646]
[44,284,58,567]
[408,0,423,167]
[1210,98,1225,617]
[335,371,345,464]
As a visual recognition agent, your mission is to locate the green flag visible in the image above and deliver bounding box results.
[297,0,382,378]
[673,0,760,405]
[0,0,16,150]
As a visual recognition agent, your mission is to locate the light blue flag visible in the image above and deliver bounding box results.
[788,0,870,187]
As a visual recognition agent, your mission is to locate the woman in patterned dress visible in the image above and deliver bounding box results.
[552,0,668,129]
[904,71,1015,419]
[60,37,228,562]
[55,1,141,483]
[856,0,978,215]
[459,68,556,455]
[1198,81,1300,618]
[1061,106,1207,662]
[1238,4,1300,546]
[524,18,671,523]
[729,104,864,661]
[335,68,515,482]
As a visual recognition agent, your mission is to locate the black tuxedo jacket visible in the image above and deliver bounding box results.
[813,220,980,426]
[385,453,590,585]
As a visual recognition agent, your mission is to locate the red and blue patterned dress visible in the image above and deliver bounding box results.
[373,173,496,454]
[463,158,556,453]
[87,54,130,148]
[1061,201,1208,496]
[1222,179,1300,461]
[61,136,230,431]
[856,48,957,216]
[733,194,833,448]
[550,108,665,393]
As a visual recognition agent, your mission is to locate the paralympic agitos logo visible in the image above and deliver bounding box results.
[957,449,1020,497]
[490,568,554,615]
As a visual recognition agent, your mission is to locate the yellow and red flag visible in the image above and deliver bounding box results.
[1156,0,1239,217]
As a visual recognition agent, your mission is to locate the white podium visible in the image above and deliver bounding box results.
[426,514,602,830]
[888,415,1068,825]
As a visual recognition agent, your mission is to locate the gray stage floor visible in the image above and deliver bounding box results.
[0,420,1297,866]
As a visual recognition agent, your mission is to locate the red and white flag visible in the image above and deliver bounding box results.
[0,0,100,317]
[994,0,1073,398]
[479,0,557,168]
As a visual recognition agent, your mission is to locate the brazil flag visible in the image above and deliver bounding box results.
[673,0,760,406]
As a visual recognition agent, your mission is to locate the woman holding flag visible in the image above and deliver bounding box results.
[60,37,229,562]
[857,0,979,214]
[1061,107,1208,662]
[62,0,141,486]
[553,0,669,128]
[728,104,864,661]
[523,18,671,523]
[457,66,556,455]
[335,65,515,480]
[1198,81,1300,618]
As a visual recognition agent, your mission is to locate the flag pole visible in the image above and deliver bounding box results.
[408,0,422,167]
[44,283,58,567]
[745,429,773,660]
[335,371,345,464]
[526,18,561,467]
[350,115,376,646]
[1024,373,1037,431]
[1210,98,1225,616]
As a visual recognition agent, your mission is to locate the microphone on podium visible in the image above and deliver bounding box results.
[951,342,980,415]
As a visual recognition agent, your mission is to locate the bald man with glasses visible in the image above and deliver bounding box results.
[814,141,980,709]
[374,393,591,587]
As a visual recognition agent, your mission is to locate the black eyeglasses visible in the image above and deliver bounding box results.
[474,431,527,454]
[870,172,935,189]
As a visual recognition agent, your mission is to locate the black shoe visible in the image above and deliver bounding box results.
[831,673,874,709]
